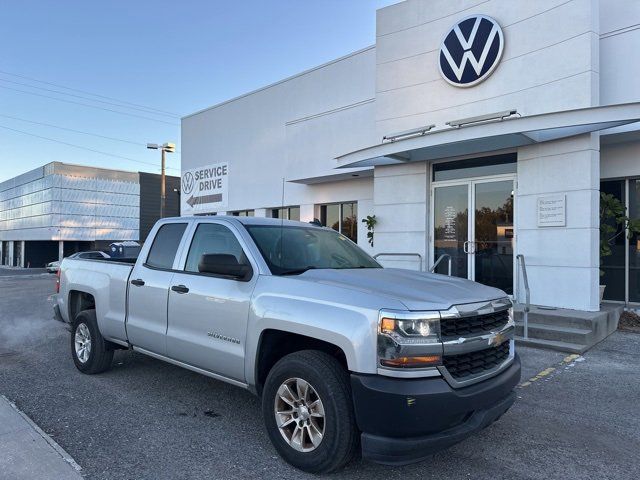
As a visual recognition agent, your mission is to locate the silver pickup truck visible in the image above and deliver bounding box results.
[55,216,520,473]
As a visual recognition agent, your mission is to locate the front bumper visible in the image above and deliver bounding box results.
[351,353,521,465]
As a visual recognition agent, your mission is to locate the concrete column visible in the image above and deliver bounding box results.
[8,241,14,267]
[58,241,64,262]
[299,204,315,223]
[516,133,600,311]
[372,162,428,271]
[20,241,25,268]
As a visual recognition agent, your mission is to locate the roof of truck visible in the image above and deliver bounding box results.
[162,215,324,228]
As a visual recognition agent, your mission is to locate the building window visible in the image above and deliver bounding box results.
[319,202,357,243]
[600,178,640,304]
[231,210,254,217]
[271,206,300,221]
[433,153,516,182]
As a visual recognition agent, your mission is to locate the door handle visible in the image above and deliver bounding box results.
[131,278,145,286]
[171,285,189,294]
[463,241,469,254]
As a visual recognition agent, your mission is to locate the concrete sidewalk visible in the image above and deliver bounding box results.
[0,395,82,480]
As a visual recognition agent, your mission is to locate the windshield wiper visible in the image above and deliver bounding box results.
[279,266,316,276]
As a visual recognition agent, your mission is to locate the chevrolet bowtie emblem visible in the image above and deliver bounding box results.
[439,15,505,88]
[489,332,506,347]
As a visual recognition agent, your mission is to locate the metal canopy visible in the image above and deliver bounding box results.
[335,102,640,168]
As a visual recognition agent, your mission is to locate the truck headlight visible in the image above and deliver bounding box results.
[380,317,439,342]
[377,311,442,368]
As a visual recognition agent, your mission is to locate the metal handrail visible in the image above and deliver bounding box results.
[430,253,452,276]
[373,253,423,271]
[516,254,530,339]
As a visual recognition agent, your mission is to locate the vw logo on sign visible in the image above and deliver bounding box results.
[182,171,195,194]
[439,15,504,88]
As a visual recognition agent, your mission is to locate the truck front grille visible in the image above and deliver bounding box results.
[440,309,509,339]
[443,341,510,380]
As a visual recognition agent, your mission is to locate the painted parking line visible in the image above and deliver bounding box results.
[519,353,584,388]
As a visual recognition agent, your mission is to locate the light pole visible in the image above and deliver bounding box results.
[147,142,175,218]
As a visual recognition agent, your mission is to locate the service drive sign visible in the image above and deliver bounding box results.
[181,162,228,214]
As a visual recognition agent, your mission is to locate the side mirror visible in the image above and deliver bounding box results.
[198,254,252,280]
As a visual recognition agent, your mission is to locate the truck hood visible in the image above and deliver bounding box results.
[298,268,506,311]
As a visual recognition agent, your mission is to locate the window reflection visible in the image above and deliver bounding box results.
[600,180,626,302]
[319,202,357,243]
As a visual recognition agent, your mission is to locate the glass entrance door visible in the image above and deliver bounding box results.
[433,179,515,294]
[473,180,514,294]
[433,184,469,278]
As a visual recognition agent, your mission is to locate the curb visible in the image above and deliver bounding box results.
[1,395,82,473]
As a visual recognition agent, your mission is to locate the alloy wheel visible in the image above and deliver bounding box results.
[274,377,325,452]
[74,323,92,363]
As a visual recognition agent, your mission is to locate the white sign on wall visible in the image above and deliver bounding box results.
[537,194,566,227]
[181,162,228,214]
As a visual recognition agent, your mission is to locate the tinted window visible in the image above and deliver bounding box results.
[146,223,187,269]
[246,225,379,275]
[433,153,516,181]
[185,223,247,273]
[80,252,103,259]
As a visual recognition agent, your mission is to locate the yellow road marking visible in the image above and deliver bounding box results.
[518,354,584,388]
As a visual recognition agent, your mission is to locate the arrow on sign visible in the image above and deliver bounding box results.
[186,193,223,207]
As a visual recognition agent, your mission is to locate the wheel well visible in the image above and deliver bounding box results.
[255,329,348,396]
[68,290,95,322]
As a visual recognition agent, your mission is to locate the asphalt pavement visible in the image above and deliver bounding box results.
[0,273,638,479]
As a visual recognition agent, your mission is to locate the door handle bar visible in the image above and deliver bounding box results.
[130,278,145,286]
[171,285,189,294]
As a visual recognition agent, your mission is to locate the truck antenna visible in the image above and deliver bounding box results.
[279,177,285,266]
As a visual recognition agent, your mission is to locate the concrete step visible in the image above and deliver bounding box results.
[512,303,623,353]
[515,322,594,345]
[515,336,588,354]
[513,309,596,329]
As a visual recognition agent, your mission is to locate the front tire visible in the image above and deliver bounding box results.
[262,350,359,473]
[71,309,114,374]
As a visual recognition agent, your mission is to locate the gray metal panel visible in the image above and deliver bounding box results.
[0,165,141,242]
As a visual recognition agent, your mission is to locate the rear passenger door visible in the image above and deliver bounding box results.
[166,221,257,382]
[126,222,189,355]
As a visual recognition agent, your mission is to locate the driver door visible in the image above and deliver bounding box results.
[166,221,257,382]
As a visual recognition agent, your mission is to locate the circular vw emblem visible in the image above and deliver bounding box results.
[182,171,194,194]
[439,15,504,88]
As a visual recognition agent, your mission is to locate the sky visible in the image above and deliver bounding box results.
[0,0,397,182]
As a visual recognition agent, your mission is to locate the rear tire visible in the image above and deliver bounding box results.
[71,309,114,374]
[262,350,359,473]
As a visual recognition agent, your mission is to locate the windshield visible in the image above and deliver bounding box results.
[245,225,381,275]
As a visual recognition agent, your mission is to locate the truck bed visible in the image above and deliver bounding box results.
[58,257,134,344]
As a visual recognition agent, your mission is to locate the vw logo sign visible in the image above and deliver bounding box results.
[439,15,504,88]
[182,171,195,194]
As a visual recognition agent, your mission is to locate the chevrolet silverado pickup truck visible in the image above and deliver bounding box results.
[55,216,520,473]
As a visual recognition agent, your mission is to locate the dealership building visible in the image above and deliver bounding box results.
[181,0,640,346]
[0,162,179,268]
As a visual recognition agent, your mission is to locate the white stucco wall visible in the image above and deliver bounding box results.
[516,134,600,311]
[374,0,600,138]
[181,47,377,220]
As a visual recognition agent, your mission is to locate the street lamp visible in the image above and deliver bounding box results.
[147,142,175,218]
